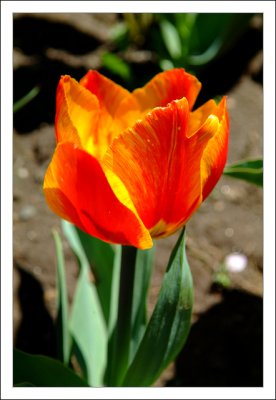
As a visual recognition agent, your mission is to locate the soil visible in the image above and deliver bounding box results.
[13,13,263,387]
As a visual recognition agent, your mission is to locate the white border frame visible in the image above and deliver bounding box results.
[1,1,275,399]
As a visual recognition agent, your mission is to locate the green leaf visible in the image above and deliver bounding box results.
[53,230,71,365]
[61,221,107,387]
[105,246,155,387]
[130,247,154,360]
[160,19,182,60]
[159,59,175,71]
[102,52,131,81]
[187,14,253,65]
[105,246,137,386]
[75,227,115,324]
[223,159,263,186]
[15,382,35,387]
[13,86,40,113]
[104,245,122,385]
[13,349,89,387]
[122,228,193,386]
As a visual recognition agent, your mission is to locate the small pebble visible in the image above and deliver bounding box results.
[224,252,248,273]
[27,230,37,241]
[17,167,29,179]
[19,205,37,221]
[225,227,234,238]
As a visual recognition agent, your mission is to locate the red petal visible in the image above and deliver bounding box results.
[199,97,229,200]
[44,143,152,249]
[55,75,99,146]
[103,98,215,238]
[132,68,201,111]
[80,70,131,117]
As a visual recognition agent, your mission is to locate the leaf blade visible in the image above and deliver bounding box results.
[123,229,193,386]
[69,269,107,387]
[13,349,89,387]
[53,230,71,365]
[61,221,107,387]
[75,227,115,324]
[130,247,155,361]
[160,19,182,60]
[223,159,263,186]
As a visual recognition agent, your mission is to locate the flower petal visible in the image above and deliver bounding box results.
[132,68,201,111]
[80,70,135,158]
[55,75,99,147]
[113,68,202,131]
[80,70,131,117]
[200,97,229,200]
[44,143,152,249]
[103,98,216,238]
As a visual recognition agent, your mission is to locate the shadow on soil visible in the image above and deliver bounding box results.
[167,289,263,387]
[14,264,57,359]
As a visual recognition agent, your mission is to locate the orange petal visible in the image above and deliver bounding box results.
[132,68,201,111]
[80,70,131,117]
[80,70,135,158]
[200,97,229,200]
[188,99,218,137]
[103,98,216,238]
[44,143,152,249]
[113,68,202,131]
[55,75,99,148]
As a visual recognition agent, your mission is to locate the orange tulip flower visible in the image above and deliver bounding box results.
[44,69,229,249]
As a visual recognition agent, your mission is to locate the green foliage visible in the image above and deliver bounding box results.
[213,267,232,289]
[159,13,254,70]
[130,247,155,360]
[102,52,132,81]
[61,221,107,387]
[103,13,254,89]
[159,19,182,60]
[53,230,71,365]
[14,349,89,387]
[223,159,263,186]
[122,229,193,387]
[105,246,155,386]
[74,227,115,324]
[14,224,193,387]
[13,86,40,113]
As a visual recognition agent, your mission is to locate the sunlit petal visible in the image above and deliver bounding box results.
[104,98,216,238]
[55,75,99,147]
[44,143,152,249]
[200,97,229,200]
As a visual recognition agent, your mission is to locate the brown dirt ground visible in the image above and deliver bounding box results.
[13,13,263,387]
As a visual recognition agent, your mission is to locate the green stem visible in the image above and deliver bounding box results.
[13,86,40,113]
[109,245,137,386]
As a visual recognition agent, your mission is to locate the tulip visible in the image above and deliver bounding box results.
[44,68,229,249]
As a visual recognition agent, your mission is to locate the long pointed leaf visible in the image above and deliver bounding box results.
[61,221,107,387]
[53,230,71,365]
[223,159,263,186]
[105,246,137,386]
[130,247,155,361]
[69,268,107,387]
[160,19,182,60]
[122,228,193,387]
[104,245,122,385]
[75,227,115,325]
[13,349,89,387]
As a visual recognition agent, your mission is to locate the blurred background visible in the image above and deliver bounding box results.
[13,13,263,386]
